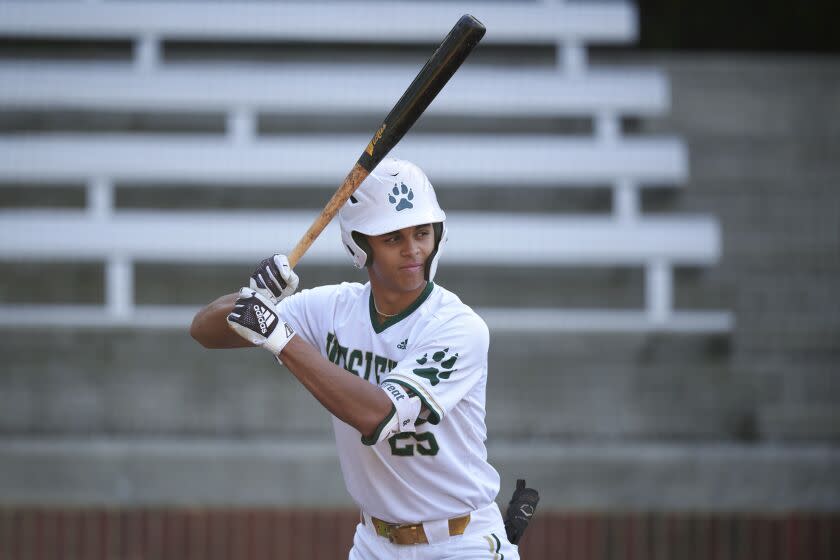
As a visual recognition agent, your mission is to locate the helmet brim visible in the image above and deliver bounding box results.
[349,207,446,238]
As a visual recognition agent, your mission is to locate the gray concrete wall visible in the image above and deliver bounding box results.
[1,53,838,510]
[2,439,838,512]
[626,54,840,443]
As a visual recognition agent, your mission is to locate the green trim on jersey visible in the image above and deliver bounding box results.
[369,282,435,334]
[386,375,443,425]
[360,404,396,446]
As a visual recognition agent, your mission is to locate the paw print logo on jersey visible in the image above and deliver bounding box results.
[388,182,414,211]
[412,348,459,386]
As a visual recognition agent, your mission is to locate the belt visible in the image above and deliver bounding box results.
[362,512,471,545]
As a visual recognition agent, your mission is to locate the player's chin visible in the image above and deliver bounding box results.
[396,265,425,289]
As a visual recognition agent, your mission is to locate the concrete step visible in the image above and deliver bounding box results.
[759,405,840,442]
[1,330,749,440]
[0,329,332,437]
[1,438,837,511]
[486,337,745,439]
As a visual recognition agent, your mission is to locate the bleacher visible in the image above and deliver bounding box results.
[0,0,731,333]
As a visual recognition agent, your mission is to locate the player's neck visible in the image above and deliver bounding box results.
[369,280,429,320]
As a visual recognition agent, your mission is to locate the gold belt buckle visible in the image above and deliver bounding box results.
[373,518,427,545]
[390,523,427,545]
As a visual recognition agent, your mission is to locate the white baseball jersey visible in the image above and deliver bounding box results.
[277,281,500,523]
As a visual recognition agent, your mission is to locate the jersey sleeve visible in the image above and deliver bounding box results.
[382,312,489,425]
[275,285,341,350]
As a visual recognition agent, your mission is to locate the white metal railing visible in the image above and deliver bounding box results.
[0,0,732,332]
[0,134,687,184]
[0,64,670,142]
[0,207,728,331]
[0,1,636,74]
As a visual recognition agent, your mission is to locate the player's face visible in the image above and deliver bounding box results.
[367,224,435,294]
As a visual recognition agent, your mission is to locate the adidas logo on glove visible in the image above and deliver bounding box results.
[227,287,296,357]
[253,304,276,334]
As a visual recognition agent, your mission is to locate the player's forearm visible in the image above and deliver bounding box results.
[190,293,254,349]
[280,336,393,438]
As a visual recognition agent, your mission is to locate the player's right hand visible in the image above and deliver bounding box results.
[249,254,299,304]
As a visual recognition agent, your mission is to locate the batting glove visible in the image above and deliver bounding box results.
[504,479,540,545]
[249,254,299,305]
[226,287,296,356]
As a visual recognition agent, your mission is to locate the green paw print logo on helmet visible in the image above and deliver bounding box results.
[412,348,459,386]
[388,182,414,211]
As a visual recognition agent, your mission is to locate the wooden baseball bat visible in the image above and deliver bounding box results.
[287,14,486,267]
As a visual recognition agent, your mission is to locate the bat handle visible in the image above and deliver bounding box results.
[287,163,370,268]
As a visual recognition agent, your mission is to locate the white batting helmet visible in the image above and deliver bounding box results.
[338,158,447,281]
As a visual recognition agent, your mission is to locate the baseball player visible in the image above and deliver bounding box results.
[191,158,521,559]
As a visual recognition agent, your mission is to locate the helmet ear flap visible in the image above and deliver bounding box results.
[433,222,443,243]
[351,231,374,267]
[424,222,445,281]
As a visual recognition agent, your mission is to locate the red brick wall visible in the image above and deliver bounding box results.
[1,509,838,560]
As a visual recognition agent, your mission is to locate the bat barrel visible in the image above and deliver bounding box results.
[357,14,486,172]
[287,15,485,267]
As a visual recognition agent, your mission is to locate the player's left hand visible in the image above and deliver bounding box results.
[226,287,296,355]
[249,254,299,305]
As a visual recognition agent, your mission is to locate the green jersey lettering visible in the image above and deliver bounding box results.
[388,433,415,456]
[363,351,374,380]
[387,432,439,457]
[346,349,363,376]
[325,332,399,382]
